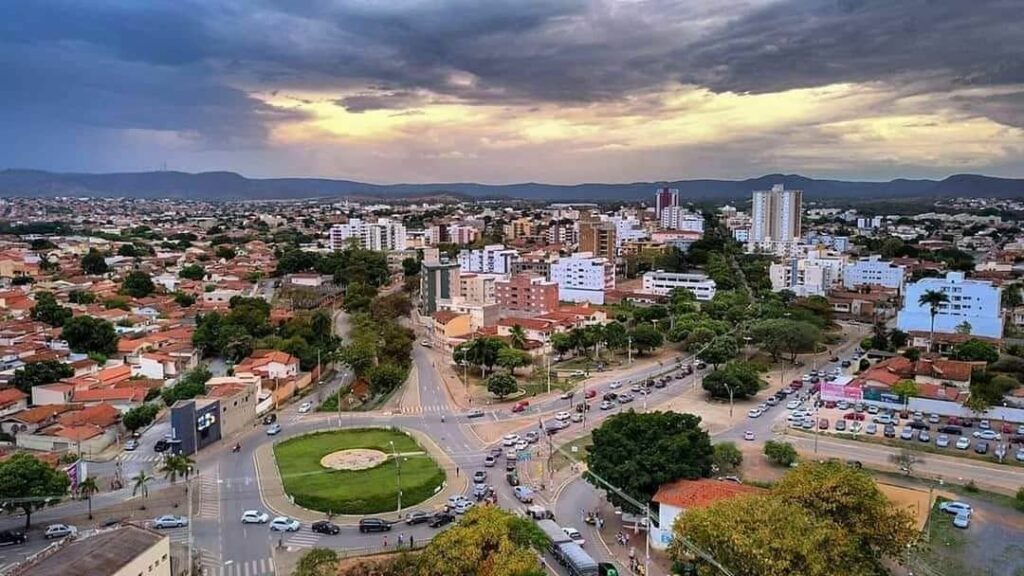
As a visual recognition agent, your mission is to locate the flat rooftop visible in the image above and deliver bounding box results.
[19,524,167,576]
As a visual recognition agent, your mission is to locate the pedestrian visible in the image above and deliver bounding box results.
[398,533,404,547]
[410,535,414,548]
[383,535,388,549]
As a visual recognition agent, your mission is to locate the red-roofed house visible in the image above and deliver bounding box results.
[235,350,300,380]
[651,478,765,549]
[71,386,147,411]
[0,388,28,417]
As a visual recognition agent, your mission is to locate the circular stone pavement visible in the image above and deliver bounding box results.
[320,449,389,471]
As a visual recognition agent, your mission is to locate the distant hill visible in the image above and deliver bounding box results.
[1,169,1023,202]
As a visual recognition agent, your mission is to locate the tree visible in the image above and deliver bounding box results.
[401,257,420,278]
[955,320,972,335]
[951,339,999,363]
[0,453,70,529]
[131,471,154,509]
[918,289,949,352]
[178,264,205,281]
[417,507,545,576]
[587,411,713,509]
[1015,486,1024,513]
[496,347,531,374]
[628,324,663,355]
[122,403,160,432]
[673,495,855,576]
[174,292,196,307]
[80,249,108,275]
[891,379,919,409]
[763,440,798,466]
[968,369,1019,409]
[889,449,922,476]
[508,324,528,350]
[68,290,96,305]
[486,373,517,399]
[889,328,909,349]
[1003,285,1023,310]
[457,337,506,376]
[11,360,74,393]
[712,442,743,473]
[602,321,628,351]
[31,291,72,327]
[215,245,237,260]
[295,549,339,576]
[701,362,764,400]
[698,335,739,369]
[751,319,822,363]
[366,363,407,394]
[160,454,195,485]
[79,476,99,520]
[121,271,155,298]
[551,332,574,359]
[774,461,916,568]
[62,315,119,356]
[858,358,871,372]
[161,366,212,405]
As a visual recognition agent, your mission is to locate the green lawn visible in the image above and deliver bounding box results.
[273,428,446,515]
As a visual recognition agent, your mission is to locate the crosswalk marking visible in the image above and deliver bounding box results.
[400,404,456,414]
[157,525,190,544]
[197,471,221,519]
[204,557,274,576]
[119,453,165,463]
[282,530,321,550]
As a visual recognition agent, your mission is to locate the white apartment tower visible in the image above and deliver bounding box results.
[750,184,803,245]
[329,218,407,251]
[655,187,679,219]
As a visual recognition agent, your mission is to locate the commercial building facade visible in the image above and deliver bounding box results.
[641,271,717,300]
[843,255,906,291]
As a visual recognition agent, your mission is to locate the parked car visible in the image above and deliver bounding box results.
[562,527,586,546]
[974,441,990,454]
[483,455,495,467]
[0,530,26,546]
[453,500,474,514]
[269,517,301,532]
[262,413,277,425]
[785,400,801,410]
[428,512,455,528]
[1015,449,1024,462]
[865,423,878,435]
[818,418,829,430]
[835,420,847,432]
[467,409,484,419]
[918,430,930,443]
[956,437,971,450]
[940,501,973,516]
[979,419,991,430]
[938,425,963,435]
[936,434,950,448]
[585,389,597,399]
[312,521,340,535]
[502,434,520,446]
[506,471,520,486]
[152,515,189,529]
[555,411,571,421]
[513,486,534,503]
[844,412,866,421]
[266,424,282,436]
[973,430,1000,441]
[884,425,897,438]
[240,510,270,524]
[358,518,392,533]
[511,401,529,413]
[44,524,77,539]
[953,511,971,529]
[747,408,763,419]
[928,413,940,424]
[298,402,312,413]
[525,431,540,443]
[571,412,584,423]
[900,427,914,440]
[599,400,614,410]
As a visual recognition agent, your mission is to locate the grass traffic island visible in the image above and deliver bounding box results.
[273,427,446,515]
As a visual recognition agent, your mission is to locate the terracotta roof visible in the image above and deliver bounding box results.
[653,478,764,509]
[433,310,462,324]
[4,404,75,424]
[0,388,28,407]
[48,424,104,441]
[914,359,973,382]
[97,364,132,384]
[71,387,146,403]
[58,403,121,428]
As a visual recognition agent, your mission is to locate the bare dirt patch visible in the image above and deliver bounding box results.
[320,449,389,471]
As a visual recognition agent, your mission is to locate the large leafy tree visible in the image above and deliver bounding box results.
[587,411,713,509]
[951,339,999,363]
[121,271,155,298]
[417,507,545,576]
[61,315,119,356]
[697,335,739,369]
[486,373,518,399]
[122,403,160,432]
[0,453,70,529]
[550,332,574,359]
[454,337,506,376]
[773,461,917,569]
[295,549,340,576]
[602,321,628,351]
[367,363,407,394]
[31,291,72,327]
[496,347,531,375]
[628,324,663,355]
[751,319,822,362]
[11,360,74,394]
[80,249,108,275]
[178,264,206,281]
[701,361,764,400]
[674,495,856,576]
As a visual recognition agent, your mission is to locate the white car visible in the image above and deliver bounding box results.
[453,500,474,514]
[939,501,973,516]
[269,517,301,532]
[562,527,586,546]
[298,402,312,414]
[44,524,77,539]
[152,515,189,529]
[747,408,763,419]
[1015,448,1024,462]
[953,511,971,529]
[514,440,529,451]
[935,434,950,448]
[743,430,756,441]
[955,437,971,450]
[972,430,1000,441]
[502,434,520,446]
[266,423,282,435]
[241,510,270,524]
[555,411,571,421]
[609,382,622,389]
[447,495,470,508]
[785,400,801,410]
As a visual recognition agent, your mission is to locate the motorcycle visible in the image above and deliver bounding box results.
[232,443,241,453]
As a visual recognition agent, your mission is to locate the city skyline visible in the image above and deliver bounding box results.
[1,1,1022,184]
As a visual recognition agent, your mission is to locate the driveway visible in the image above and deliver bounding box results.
[921,495,1024,576]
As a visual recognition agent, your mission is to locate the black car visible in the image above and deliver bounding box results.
[312,521,340,535]
[506,471,520,486]
[405,511,431,525]
[153,440,169,453]
[0,530,26,546]
[938,425,963,435]
[428,512,455,528]
[602,392,618,401]
[262,413,278,425]
[908,421,930,431]
[883,425,897,438]
[575,403,590,413]
[653,380,667,389]
[358,518,392,533]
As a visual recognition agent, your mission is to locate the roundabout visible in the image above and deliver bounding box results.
[272,427,446,515]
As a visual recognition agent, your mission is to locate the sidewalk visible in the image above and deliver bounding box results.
[254,427,469,525]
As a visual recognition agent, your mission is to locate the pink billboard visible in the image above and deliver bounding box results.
[820,382,864,401]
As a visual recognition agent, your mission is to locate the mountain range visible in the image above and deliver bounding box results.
[1,169,1023,203]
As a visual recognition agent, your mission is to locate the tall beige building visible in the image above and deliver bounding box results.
[750,184,802,244]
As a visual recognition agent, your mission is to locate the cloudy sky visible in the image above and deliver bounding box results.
[1,0,1022,184]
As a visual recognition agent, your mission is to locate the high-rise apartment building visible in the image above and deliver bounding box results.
[329,218,407,251]
[579,211,617,260]
[750,184,802,245]
[503,217,533,240]
[655,187,679,218]
[495,273,559,316]
[659,206,704,233]
[457,244,519,274]
[420,259,461,314]
[549,252,615,305]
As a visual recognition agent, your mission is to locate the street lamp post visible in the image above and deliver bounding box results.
[389,441,402,516]
[627,336,632,366]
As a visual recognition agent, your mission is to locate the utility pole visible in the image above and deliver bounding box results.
[627,336,632,366]
[546,352,551,395]
[389,441,402,516]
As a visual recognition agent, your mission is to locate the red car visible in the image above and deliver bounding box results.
[818,418,829,430]
[511,400,529,413]
[844,412,866,421]
[824,401,836,409]
[1002,422,1014,434]
[790,381,804,390]
[584,390,597,399]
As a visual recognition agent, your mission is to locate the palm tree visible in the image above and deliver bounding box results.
[918,290,949,353]
[132,471,153,509]
[160,454,195,485]
[79,477,99,520]
[509,324,527,350]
